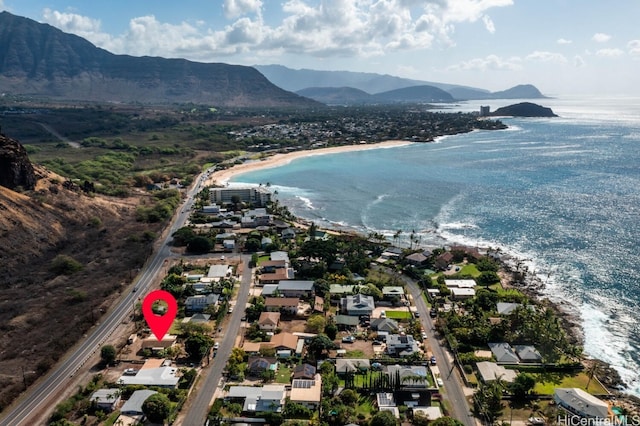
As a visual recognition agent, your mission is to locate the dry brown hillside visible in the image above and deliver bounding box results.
[0,166,162,411]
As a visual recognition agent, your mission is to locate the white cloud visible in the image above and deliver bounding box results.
[38,1,515,60]
[223,0,263,19]
[573,55,586,67]
[628,40,640,57]
[525,51,567,63]
[557,38,572,45]
[448,54,522,71]
[596,48,623,57]
[592,32,611,43]
[482,15,495,33]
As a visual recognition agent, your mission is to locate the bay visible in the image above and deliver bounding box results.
[232,96,640,395]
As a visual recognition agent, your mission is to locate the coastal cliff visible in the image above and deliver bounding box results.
[488,102,558,117]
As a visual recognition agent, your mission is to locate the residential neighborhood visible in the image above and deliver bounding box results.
[47,185,633,426]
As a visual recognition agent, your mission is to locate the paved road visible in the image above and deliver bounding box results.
[0,168,212,426]
[179,254,253,426]
[394,271,478,426]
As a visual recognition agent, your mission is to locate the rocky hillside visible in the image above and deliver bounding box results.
[489,102,558,117]
[0,135,162,411]
[0,134,36,190]
[0,12,319,107]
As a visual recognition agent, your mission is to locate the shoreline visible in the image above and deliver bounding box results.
[207,140,414,185]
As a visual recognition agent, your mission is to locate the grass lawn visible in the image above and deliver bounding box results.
[533,371,608,395]
[257,255,271,265]
[459,264,481,277]
[345,350,365,358]
[276,365,292,384]
[386,311,412,320]
[354,395,376,418]
[169,319,183,335]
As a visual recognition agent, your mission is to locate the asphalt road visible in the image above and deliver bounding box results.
[0,168,211,426]
[179,254,253,426]
[395,270,478,426]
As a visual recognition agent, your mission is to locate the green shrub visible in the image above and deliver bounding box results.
[50,255,83,275]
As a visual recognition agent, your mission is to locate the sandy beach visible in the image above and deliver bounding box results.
[207,140,414,185]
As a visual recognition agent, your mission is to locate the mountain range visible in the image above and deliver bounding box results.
[0,11,546,107]
[256,64,546,104]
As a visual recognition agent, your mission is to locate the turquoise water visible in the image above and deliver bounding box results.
[233,97,640,395]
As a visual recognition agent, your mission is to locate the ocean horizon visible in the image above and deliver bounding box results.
[232,95,640,396]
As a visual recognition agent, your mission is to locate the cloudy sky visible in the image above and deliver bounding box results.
[2,0,639,96]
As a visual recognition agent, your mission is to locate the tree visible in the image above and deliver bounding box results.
[510,372,536,400]
[339,389,358,406]
[307,314,326,333]
[370,410,398,426]
[142,393,171,424]
[100,345,116,366]
[412,412,431,426]
[307,335,336,359]
[477,271,500,286]
[187,236,213,253]
[50,255,83,275]
[184,334,214,360]
[325,323,338,340]
[429,417,464,426]
[474,380,504,424]
[172,227,196,246]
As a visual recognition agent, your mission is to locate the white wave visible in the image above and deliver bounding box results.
[297,196,315,210]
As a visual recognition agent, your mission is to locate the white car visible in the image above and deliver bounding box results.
[437,378,444,387]
[213,342,219,350]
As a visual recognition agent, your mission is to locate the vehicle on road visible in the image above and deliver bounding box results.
[430,355,437,365]
[437,378,444,387]
[214,342,219,350]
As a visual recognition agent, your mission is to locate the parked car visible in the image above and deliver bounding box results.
[380,310,386,318]
[342,335,356,343]
[430,356,437,365]
[421,332,428,340]
[414,312,420,318]
[214,342,219,350]
[437,378,444,387]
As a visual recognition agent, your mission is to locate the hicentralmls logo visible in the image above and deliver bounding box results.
[557,414,640,426]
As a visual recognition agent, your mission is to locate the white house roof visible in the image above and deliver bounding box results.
[261,284,279,296]
[554,388,609,418]
[330,284,357,294]
[277,280,315,291]
[118,367,180,387]
[488,342,520,364]
[451,288,476,298]
[343,294,375,311]
[90,389,120,405]
[476,361,518,383]
[444,279,477,288]
[270,251,290,262]
[497,302,521,315]
[120,390,158,415]
[208,264,230,278]
[377,392,396,407]
[382,286,405,295]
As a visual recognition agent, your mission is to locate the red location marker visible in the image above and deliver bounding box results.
[142,290,178,341]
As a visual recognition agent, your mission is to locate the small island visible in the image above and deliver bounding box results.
[482,102,558,117]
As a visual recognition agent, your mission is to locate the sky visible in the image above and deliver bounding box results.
[1,0,639,96]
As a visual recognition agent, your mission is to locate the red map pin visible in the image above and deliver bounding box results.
[142,290,178,341]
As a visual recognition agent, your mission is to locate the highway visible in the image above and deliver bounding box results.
[0,169,212,426]
[179,254,253,426]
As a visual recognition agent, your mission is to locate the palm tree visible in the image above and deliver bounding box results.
[393,229,402,246]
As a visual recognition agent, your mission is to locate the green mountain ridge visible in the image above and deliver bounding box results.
[0,12,318,107]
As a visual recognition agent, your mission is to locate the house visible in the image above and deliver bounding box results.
[514,345,543,363]
[185,294,219,313]
[182,313,211,324]
[329,284,359,298]
[405,252,428,266]
[444,279,477,288]
[118,367,180,388]
[290,374,322,410]
[292,363,317,380]
[376,393,400,418]
[281,228,296,240]
[386,334,420,356]
[258,312,281,331]
[270,251,290,262]
[264,332,299,354]
[261,237,273,249]
[258,268,294,284]
[334,315,359,330]
[202,204,221,214]
[382,286,405,300]
[476,361,518,383]
[370,318,400,333]
[226,385,286,413]
[261,284,279,297]
[488,342,520,364]
[497,302,521,315]
[141,335,177,350]
[341,294,375,316]
[450,287,476,300]
[90,389,121,411]
[247,356,278,376]
[223,239,236,250]
[554,388,609,419]
[435,252,454,270]
[336,359,370,374]
[260,260,288,273]
[242,341,262,355]
[264,297,299,314]
[120,390,158,415]
[386,365,430,388]
[208,264,231,279]
[277,280,315,298]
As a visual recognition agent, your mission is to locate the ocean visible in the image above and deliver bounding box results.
[232,96,640,395]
